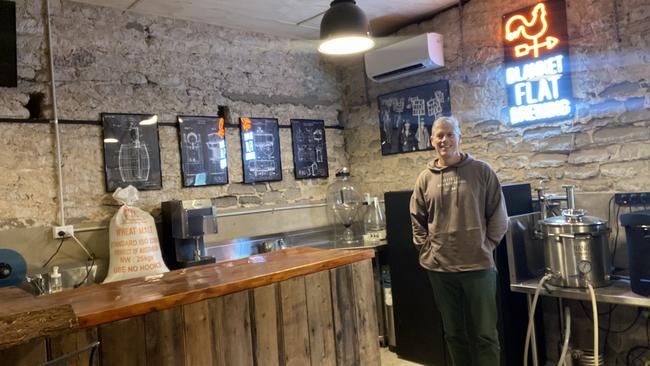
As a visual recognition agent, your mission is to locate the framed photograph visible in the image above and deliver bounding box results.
[102,113,162,192]
[290,119,328,179]
[239,117,282,183]
[377,80,451,155]
[177,115,229,187]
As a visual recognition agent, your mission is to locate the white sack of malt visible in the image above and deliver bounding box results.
[103,185,169,283]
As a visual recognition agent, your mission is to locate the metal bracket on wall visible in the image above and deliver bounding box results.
[0,118,344,129]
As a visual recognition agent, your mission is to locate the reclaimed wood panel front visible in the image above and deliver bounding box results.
[352,260,381,366]
[212,291,254,366]
[144,307,185,366]
[251,284,280,366]
[0,339,47,366]
[1,259,379,366]
[331,264,361,365]
[98,317,146,366]
[183,300,216,366]
[280,276,311,366]
[305,271,336,366]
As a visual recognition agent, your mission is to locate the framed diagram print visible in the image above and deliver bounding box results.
[377,80,451,155]
[102,113,162,192]
[290,119,328,179]
[239,117,282,183]
[177,115,228,187]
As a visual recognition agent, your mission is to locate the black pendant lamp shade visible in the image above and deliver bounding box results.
[319,0,374,55]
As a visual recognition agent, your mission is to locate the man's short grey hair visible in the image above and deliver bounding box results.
[432,116,461,136]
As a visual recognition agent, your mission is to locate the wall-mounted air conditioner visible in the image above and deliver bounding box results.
[364,32,444,83]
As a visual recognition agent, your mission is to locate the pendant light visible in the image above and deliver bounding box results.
[318,0,374,55]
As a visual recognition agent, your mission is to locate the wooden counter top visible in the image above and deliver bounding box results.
[0,288,78,349]
[0,247,373,329]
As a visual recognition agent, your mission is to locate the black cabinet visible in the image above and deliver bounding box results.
[385,191,449,365]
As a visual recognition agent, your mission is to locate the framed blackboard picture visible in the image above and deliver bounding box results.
[290,119,328,179]
[239,117,282,183]
[177,115,228,187]
[377,80,451,155]
[102,113,162,192]
[0,0,17,87]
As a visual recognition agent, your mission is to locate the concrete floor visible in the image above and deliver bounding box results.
[380,347,424,366]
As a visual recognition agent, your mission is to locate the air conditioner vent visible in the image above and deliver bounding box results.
[373,63,426,81]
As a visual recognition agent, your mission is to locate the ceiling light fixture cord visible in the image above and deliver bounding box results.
[296,10,327,26]
[124,0,144,13]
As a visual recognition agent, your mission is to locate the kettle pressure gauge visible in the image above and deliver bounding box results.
[578,260,592,274]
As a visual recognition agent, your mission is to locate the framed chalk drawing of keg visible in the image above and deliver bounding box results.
[102,113,162,192]
[177,115,229,187]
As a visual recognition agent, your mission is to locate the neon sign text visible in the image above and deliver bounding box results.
[505,54,571,123]
[506,55,563,84]
[509,99,571,124]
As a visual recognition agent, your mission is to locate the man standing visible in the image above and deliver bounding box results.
[410,116,508,366]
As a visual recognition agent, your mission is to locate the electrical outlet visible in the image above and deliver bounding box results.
[52,225,74,239]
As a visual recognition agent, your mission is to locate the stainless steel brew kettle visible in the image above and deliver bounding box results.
[540,208,611,288]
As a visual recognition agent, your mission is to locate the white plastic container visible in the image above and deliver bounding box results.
[49,266,63,293]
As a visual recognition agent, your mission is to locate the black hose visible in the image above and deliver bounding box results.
[42,238,65,268]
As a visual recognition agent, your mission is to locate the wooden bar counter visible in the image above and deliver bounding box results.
[0,247,380,366]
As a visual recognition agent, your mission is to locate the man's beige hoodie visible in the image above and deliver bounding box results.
[409,153,508,272]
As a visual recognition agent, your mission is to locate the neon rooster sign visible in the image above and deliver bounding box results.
[505,3,559,58]
[501,0,574,125]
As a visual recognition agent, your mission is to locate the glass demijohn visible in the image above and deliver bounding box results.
[327,167,365,244]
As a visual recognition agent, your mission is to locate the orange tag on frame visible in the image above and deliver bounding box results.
[217,117,225,137]
[241,117,252,131]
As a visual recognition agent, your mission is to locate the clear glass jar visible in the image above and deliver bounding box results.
[326,167,365,244]
[365,197,385,232]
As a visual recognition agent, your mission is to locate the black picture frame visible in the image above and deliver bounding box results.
[177,115,229,187]
[102,113,162,192]
[0,1,17,88]
[239,117,282,184]
[377,80,451,155]
[290,119,329,179]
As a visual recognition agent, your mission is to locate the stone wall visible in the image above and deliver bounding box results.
[341,0,649,196]
[0,0,349,271]
[339,0,649,364]
[0,0,345,233]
